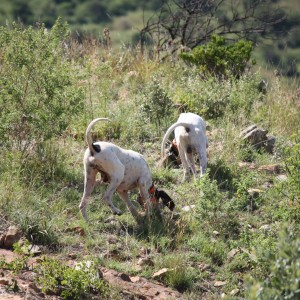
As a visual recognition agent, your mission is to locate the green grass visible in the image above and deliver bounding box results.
[0,20,299,299]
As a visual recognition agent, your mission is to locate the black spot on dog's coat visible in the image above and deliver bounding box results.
[92,143,101,153]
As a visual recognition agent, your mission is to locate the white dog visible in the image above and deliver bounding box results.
[79,118,175,223]
[161,112,208,181]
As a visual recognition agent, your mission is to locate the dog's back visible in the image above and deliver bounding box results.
[90,141,152,188]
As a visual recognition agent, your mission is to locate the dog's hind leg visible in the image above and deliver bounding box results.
[117,190,141,222]
[186,152,197,179]
[195,144,207,176]
[79,166,97,221]
[178,145,191,181]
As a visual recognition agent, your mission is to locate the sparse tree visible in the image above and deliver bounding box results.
[140,0,292,59]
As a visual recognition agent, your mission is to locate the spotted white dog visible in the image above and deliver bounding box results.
[79,118,174,223]
[161,112,208,181]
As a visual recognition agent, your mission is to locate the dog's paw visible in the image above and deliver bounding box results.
[113,209,123,216]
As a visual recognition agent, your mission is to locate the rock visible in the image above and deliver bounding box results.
[230,288,240,296]
[258,164,282,174]
[182,205,196,212]
[28,245,41,256]
[276,174,288,182]
[129,276,140,283]
[137,257,154,267]
[259,224,271,232]
[214,281,227,287]
[240,125,276,154]
[212,231,220,236]
[242,126,268,148]
[3,226,22,248]
[247,188,263,198]
[0,277,10,285]
[152,268,170,279]
[227,248,240,261]
[266,135,276,154]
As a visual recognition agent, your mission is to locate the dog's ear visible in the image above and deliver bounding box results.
[156,189,175,211]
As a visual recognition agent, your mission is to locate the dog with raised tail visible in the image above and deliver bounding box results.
[161,112,208,181]
[79,118,175,223]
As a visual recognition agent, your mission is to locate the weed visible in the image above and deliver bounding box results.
[35,256,110,299]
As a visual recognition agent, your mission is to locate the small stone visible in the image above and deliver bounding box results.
[259,224,271,232]
[28,245,41,256]
[258,164,281,174]
[247,188,263,198]
[214,281,227,287]
[212,231,220,236]
[227,248,240,261]
[138,257,154,267]
[152,268,169,278]
[276,174,288,182]
[3,226,22,248]
[182,205,196,212]
[0,278,10,285]
[129,276,140,283]
[230,288,240,296]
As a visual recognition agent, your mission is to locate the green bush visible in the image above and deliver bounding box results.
[284,130,300,201]
[172,72,262,119]
[139,75,174,135]
[0,18,84,153]
[180,35,254,78]
[247,226,300,299]
[36,257,110,299]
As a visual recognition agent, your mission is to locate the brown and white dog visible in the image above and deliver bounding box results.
[79,118,175,223]
[161,112,208,181]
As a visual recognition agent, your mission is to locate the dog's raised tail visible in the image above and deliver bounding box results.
[86,118,110,155]
[161,122,191,158]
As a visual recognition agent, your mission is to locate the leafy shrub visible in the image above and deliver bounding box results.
[193,174,224,218]
[172,72,262,119]
[247,226,300,299]
[284,130,300,201]
[36,257,109,299]
[139,75,174,134]
[0,18,84,152]
[180,35,254,78]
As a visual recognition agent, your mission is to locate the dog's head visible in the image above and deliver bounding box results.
[155,189,175,211]
[137,187,175,212]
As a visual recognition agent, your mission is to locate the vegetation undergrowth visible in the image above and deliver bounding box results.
[0,19,299,299]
